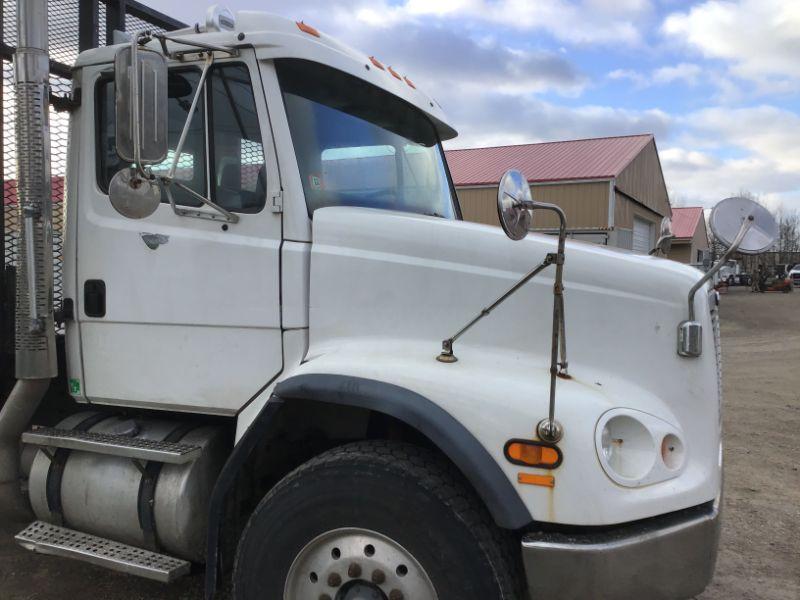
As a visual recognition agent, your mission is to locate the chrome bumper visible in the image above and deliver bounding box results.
[521,500,721,600]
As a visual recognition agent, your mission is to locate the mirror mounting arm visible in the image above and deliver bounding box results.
[677,214,753,358]
[688,215,752,322]
[152,33,239,60]
[437,253,556,364]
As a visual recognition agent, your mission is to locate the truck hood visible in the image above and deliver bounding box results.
[303,206,721,525]
[308,206,707,361]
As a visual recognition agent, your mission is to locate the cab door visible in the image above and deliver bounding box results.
[75,52,282,415]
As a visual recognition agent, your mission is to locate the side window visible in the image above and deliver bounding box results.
[97,69,206,207]
[96,63,266,213]
[208,63,265,213]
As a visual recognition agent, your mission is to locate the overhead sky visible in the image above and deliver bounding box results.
[149,0,800,211]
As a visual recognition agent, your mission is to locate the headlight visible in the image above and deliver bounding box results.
[596,409,686,487]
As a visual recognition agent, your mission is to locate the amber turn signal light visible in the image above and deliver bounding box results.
[296,21,321,37]
[504,439,562,469]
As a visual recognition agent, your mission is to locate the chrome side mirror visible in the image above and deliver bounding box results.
[649,216,674,256]
[110,37,168,219]
[114,41,168,165]
[497,169,533,240]
[678,197,778,357]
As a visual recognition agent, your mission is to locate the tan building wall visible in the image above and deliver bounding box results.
[669,218,710,264]
[614,192,663,230]
[669,243,692,263]
[615,139,671,218]
[456,139,671,251]
[457,181,610,229]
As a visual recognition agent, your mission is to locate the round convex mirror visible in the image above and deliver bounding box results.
[656,215,673,254]
[109,168,161,219]
[709,196,778,254]
[497,169,533,241]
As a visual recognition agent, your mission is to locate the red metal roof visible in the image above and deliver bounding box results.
[671,206,704,240]
[445,134,653,187]
[3,176,64,206]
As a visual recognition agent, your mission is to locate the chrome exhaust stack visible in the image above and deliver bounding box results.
[0,0,55,519]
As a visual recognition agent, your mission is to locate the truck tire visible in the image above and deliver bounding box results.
[233,440,523,600]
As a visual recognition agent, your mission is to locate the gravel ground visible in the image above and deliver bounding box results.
[0,286,798,599]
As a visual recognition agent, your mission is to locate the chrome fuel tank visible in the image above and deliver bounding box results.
[27,412,227,562]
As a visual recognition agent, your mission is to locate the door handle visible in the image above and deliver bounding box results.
[140,232,169,250]
[84,280,106,318]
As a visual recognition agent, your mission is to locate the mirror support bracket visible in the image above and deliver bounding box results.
[436,198,568,444]
[678,214,753,358]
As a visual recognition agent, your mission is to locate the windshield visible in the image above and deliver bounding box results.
[276,59,457,219]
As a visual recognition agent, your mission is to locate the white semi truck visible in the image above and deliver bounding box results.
[0,3,780,599]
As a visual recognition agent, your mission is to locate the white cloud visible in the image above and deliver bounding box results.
[662,0,800,91]
[608,63,702,88]
[652,62,702,85]
[660,106,800,209]
[444,95,672,148]
[354,0,652,45]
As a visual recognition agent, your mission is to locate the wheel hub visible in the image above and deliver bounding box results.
[284,528,437,600]
[336,580,388,600]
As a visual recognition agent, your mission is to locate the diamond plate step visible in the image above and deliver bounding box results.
[16,521,191,582]
[22,427,201,464]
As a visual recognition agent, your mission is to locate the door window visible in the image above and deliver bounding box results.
[96,62,266,213]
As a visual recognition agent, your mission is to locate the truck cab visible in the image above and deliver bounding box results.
[4,6,736,600]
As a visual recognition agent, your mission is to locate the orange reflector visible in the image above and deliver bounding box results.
[504,439,562,469]
[404,76,416,89]
[369,56,385,70]
[296,21,320,37]
[388,66,402,80]
[518,473,555,488]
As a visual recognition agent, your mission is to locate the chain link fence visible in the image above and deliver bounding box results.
[1,0,183,376]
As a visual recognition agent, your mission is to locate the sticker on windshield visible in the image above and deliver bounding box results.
[309,174,323,190]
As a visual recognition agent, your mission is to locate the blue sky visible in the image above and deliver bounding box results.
[150,0,800,211]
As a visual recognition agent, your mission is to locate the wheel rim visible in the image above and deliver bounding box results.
[284,527,438,600]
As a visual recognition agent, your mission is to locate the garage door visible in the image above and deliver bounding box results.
[632,217,653,254]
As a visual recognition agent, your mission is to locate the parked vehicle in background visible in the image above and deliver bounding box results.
[788,264,800,287]
[725,273,752,286]
[755,268,793,293]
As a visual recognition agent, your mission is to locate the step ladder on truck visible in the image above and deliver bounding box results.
[0,2,781,599]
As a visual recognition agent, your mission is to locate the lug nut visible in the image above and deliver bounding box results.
[348,563,362,578]
[327,572,342,587]
[389,590,404,600]
[371,569,386,585]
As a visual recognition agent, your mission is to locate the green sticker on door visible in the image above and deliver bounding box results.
[69,378,81,395]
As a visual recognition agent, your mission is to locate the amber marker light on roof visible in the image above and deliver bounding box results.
[388,66,402,80]
[369,56,386,70]
[504,439,562,469]
[296,21,320,37]
[403,76,416,89]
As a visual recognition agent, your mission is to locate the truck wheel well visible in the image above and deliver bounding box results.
[206,375,532,598]
[217,399,458,574]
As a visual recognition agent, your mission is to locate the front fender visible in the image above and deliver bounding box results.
[273,373,532,530]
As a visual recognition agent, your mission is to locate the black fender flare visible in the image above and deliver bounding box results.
[205,374,531,598]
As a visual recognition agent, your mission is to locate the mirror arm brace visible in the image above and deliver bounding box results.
[163,181,240,224]
[153,33,239,59]
[166,53,213,181]
[438,254,556,361]
[437,200,568,443]
[686,215,752,322]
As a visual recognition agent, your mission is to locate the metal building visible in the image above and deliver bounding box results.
[446,134,672,252]
[669,207,710,265]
